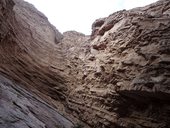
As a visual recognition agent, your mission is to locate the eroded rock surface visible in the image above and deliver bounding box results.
[0,0,70,104]
[0,75,73,128]
[65,0,170,127]
[0,0,74,127]
[0,0,170,128]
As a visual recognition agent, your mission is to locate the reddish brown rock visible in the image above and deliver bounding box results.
[0,0,170,128]
[66,0,170,127]
[0,0,74,127]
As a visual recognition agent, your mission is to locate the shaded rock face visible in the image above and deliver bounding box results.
[0,0,74,128]
[0,0,170,128]
[0,75,73,128]
[0,0,67,105]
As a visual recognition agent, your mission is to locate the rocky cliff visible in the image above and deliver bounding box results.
[0,0,170,128]
[0,0,73,127]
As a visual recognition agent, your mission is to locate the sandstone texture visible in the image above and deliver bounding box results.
[0,0,170,128]
[66,0,170,127]
[0,75,73,128]
[0,0,73,127]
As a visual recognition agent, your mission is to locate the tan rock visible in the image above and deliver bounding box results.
[1,0,170,128]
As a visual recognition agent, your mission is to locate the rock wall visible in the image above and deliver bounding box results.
[0,0,170,128]
[0,0,68,105]
[0,0,74,127]
[65,0,170,127]
[0,75,73,128]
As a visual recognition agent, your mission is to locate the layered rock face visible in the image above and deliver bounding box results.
[0,0,170,128]
[0,0,68,101]
[0,0,73,127]
[0,75,73,128]
[65,0,170,127]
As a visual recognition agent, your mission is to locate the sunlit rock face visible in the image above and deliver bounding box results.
[66,0,170,127]
[0,0,170,128]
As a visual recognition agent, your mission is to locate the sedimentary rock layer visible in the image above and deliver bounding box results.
[0,0,170,128]
[0,75,73,128]
[0,0,73,127]
[66,0,170,127]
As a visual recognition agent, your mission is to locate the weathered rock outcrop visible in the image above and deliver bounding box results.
[0,75,73,128]
[65,0,170,127]
[0,0,170,128]
[0,0,67,99]
[0,0,74,127]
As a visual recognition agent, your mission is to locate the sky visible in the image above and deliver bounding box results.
[24,0,158,35]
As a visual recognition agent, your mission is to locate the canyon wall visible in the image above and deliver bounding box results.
[0,0,73,127]
[0,0,170,128]
[64,0,170,127]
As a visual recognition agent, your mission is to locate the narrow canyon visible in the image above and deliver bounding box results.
[0,0,170,127]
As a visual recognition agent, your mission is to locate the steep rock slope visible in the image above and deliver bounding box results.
[58,31,90,90]
[0,0,170,128]
[65,0,170,127]
[0,0,68,107]
[0,0,74,128]
[0,75,73,128]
